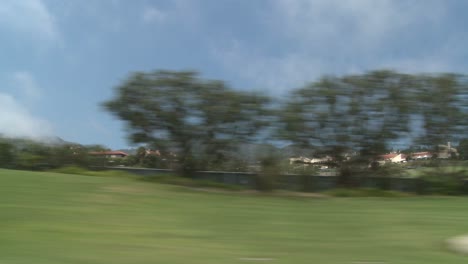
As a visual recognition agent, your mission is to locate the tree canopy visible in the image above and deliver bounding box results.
[103,70,271,175]
[277,70,468,184]
[279,70,468,155]
[103,69,468,179]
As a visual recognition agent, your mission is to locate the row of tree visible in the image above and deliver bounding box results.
[0,138,109,170]
[104,70,468,181]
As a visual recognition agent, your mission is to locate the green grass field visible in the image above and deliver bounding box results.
[2,169,468,264]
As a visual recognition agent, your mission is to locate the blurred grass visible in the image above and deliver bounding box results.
[50,166,244,191]
[323,188,411,197]
[2,169,468,263]
[50,166,137,179]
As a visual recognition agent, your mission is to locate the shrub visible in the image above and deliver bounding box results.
[411,163,468,195]
[255,155,281,191]
[51,166,88,175]
[417,172,468,195]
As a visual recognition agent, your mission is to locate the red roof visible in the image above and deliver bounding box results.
[379,153,398,160]
[378,153,406,160]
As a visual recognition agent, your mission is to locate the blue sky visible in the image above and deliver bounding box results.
[1,0,468,149]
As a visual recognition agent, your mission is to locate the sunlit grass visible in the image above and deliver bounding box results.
[1,169,468,263]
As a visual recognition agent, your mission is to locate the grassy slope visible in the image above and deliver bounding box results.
[1,169,468,264]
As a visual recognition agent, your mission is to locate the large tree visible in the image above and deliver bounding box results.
[411,73,468,147]
[278,70,468,185]
[279,71,412,155]
[103,70,270,175]
[0,141,14,168]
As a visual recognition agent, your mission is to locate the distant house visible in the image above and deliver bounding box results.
[407,143,458,160]
[145,149,161,156]
[411,151,433,160]
[437,142,458,159]
[377,153,407,164]
[89,151,129,158]
[289,156,334,169]
[289,156,333,165]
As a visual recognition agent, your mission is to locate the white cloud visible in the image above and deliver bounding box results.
[0,93,53,139]
[141,2,200,26]
[0,0,60,41]
[212,42,324,92]
[142,6,166,23]
[0,71,52,139]
[12,71,42,102]
[212,0,451,94]
[268,0,446,54]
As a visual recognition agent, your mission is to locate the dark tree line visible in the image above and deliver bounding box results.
[0,138,110,170]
